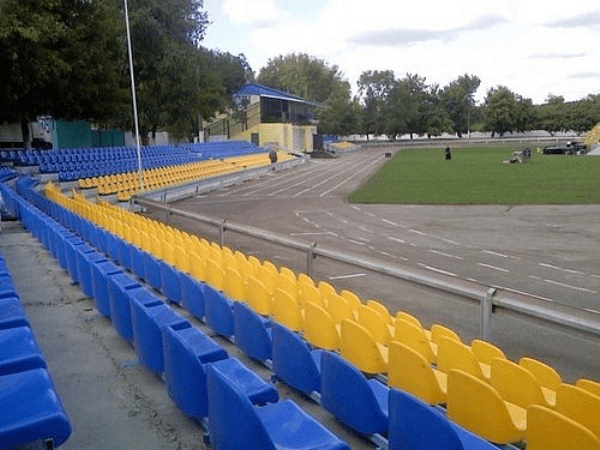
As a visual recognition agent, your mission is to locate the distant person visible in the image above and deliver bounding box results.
[269,149,278,164]
[444,146,451,161]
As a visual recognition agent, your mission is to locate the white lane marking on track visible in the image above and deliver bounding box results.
[409,229,427,236]
[387,237,406,244]
[418,263,457,277]
[441,238,460,245]
[289,232,331,236]
[482,250,520,260]
[428,250,464,260]
[542,279,597,294]
[478,263,510,273]
[352,205,361,211]
[329,273,366,280]
[348,239,366,246]
[539,263,585,275]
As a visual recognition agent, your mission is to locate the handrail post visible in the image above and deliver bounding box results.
[481,287,496,340]
[219,219,226,247]
[307,242,317,278]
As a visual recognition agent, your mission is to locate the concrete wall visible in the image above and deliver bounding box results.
[234,123,316,152]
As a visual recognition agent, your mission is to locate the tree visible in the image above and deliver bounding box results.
[0,0,127,145]
[317,82,360,136]
[258,53,345,104]
[440,74,481,137]
[357,70,396,138]
[482,86,533,137]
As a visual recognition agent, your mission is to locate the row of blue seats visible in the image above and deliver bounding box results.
[0,250,72,449]
[2,178,355,449]
[5,175,503,450]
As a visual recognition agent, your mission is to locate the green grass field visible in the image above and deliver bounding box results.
[348,146,600,205]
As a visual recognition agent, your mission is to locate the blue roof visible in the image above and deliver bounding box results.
[236,83,324,107]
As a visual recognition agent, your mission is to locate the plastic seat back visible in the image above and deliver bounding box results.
[233,302,272,362]
[340,290,362,312]
[577,379,600,398]
[490,358,547,409]
[366,299,392,325]
[437,337,486,380]
[206,363,277,450]
[246,276,273,316]
[555,383,600,439]
[205,258,224,292]
[321,351,389,435]
[357,304,391,345]
[318,280,337,301]
[389,389,464,450]
[224,267,246,302]
[527,404,600,450]
[340,319,388,374]
[299,282,324,309]
[430,323,461,344]
[388,341,446,405]
[327,293,354,324]
[471,339,506,365]
[447,369,526,444]
[272,323,322,394]
[272,287,304,331]
[394,319,436,364]
[204,285,235,337]
[519,357,561,390]
[303,302,341,350]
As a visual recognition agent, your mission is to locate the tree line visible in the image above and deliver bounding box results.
[0,0,251,144]
[1,1,598,144]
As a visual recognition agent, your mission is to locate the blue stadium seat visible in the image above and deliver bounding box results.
[0,326,47,375]
[0,368,72,448]
[204,284,235,338]
[130,296,188,374]
[107,272,143,342]
[206,361,350,450]
[90,260,122,317]
[233,301,273,363]
[0,296,29,330]
[142,252,162,291]
[271,322,323,395]
[77,251,107,299]
[158,260,182,305]
[320,351,389,436]
[389,389,499,450]
[162,322,228,418]
[179,272,206,320]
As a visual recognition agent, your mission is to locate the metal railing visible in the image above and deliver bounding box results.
[132,196,600,341]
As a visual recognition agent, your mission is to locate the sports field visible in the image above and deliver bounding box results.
[348,146,600,204]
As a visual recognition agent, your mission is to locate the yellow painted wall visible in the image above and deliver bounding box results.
[232,123,316,152]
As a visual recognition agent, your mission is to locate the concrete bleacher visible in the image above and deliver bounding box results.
[1,158,600,448]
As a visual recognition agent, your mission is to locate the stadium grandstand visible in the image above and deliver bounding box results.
[0,140,599,450]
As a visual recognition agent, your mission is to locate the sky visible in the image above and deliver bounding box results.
[200,0,600,104]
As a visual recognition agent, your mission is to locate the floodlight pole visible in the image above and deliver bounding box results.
[124,0,144,192]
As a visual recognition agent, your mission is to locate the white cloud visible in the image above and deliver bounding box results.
[205,0,600,103]
[222,0,287,26]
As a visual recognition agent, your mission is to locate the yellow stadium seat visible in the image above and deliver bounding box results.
[189,252,206,282]
[205,257,225,292]
[437,337,490,382]
[340,290,362,313]
[526,405,600,450]
[388,341,447,405]
[339,319,388,374]
[430,323,461,345]
[224,267,246,302]
[366,299,393,325]
[272,288,304,332]
[577,379,600,398]
[519,357,561,407]
[357,304,391,345]
[298,282,324,309]
[555,383,600,439]
[246,276,272,316]
[490,357,552,409]
[471,339,506,377]
[318,281,337,302]
[394,319,437,365]
[303,302,341,351]
[395,311,432,340]
[447,369,526,444]
[327,293,355,324]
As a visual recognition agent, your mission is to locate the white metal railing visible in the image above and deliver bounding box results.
[132,196,600,341]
